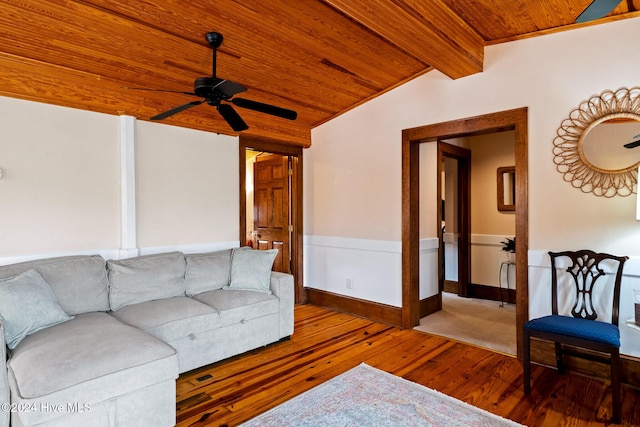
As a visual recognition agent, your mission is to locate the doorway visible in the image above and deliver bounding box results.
[438,142,470,299]
[420,134,517,355]
[247,152,291,273]
[239,136,305,304]
[402,108,528,357]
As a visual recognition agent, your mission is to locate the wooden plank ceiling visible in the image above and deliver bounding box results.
[0,0,637,147]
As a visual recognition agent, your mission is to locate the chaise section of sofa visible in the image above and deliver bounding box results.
[0,248,295,427]
[7,313,177,427]
[0,255,179,427]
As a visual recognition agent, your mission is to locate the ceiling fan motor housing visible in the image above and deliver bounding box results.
[194,77,226,99]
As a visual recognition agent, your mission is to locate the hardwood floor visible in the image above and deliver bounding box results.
[176,304,640,426]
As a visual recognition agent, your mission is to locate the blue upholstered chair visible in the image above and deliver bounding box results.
[523,250,628,424]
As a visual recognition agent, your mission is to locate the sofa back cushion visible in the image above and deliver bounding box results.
[184,249,232,296]
[0,255,109,315]
[107,251,186,311]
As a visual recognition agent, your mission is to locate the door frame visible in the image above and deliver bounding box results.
[239,135,305,304]
[438,142,471,299]
[402,108,528,357]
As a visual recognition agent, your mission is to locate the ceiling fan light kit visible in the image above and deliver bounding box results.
[142,32,297,132]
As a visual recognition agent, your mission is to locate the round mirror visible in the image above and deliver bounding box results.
[553,87,640,197]
[581,114,640,172]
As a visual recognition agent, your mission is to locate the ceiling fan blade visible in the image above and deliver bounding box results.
[217,103,249,132]
[151,100,204,120]
[623,139,640,149]
[575,0,622,23]
[124,87,197,96]
[231,98,298,120]
[215,80,247,98]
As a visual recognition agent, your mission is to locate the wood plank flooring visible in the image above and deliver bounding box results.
[176,304,640,426]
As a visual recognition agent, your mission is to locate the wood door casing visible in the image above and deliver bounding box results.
[253,154,290,273]
[402,107,528,356]
[438,142,471,299]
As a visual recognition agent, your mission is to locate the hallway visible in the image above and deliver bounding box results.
[415,292,516,355]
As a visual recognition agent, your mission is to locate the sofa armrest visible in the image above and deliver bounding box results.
[269,272,295,338]
[0,320,9,427]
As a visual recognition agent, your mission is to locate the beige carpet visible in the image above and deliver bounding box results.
[415,292,516,355]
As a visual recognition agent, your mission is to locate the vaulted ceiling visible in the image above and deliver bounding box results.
[0,1,638,147]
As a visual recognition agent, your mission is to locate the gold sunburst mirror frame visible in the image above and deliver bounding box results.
[553,87,640,197]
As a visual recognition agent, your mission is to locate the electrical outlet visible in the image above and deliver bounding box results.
[346,278,354,289]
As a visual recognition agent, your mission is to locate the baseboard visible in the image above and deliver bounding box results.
[420,294,440,318]
[443,280,458,293]
[530,338,640,389]
[468,283,516,304]
[305,288,402,327]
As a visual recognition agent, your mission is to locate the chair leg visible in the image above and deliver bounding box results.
[611,349,621,424]
[555,342,565,374]
[523,330,531,395]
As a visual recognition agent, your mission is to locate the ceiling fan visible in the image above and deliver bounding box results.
[130,32,297,132]
[623,133,640,148]
[575,0,623,23]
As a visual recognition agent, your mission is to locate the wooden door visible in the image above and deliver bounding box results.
[253,154,290,273]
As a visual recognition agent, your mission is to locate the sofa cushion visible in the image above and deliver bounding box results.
[110,296,221,342]
[193,289,279,327]
[0,320,8,427]
[184,249,232,296]
[7,312,177,400]
[0,255,109,315]
[224,248,277,294]
[107,251,186,311]
[0,269,73,349]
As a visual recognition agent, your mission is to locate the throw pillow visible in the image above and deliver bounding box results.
[225,248,278,294]
[0,269,73,349]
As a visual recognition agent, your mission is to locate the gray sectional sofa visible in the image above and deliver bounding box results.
[0,248,295,427]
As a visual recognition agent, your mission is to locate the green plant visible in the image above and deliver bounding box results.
[500,237,516,253]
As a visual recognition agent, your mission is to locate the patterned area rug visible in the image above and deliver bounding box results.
[240,363,524,427]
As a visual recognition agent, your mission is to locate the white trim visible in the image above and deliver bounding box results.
[119,115,138,258]
[0,241,240,266]
[0,249,120,266]
[528,249,640,277]
[138,241,240,256]
[419,237,439,252]
[470,234,513,246]
[303,235,402,253]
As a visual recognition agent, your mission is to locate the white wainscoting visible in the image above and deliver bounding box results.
[419,238,439,300]
[303,235,440,308]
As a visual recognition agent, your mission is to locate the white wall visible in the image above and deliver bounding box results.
[0,98,240,264]
[468,131,516,288]
[305,18,640,356]
[135,120,238,249]
[0,98,120,257]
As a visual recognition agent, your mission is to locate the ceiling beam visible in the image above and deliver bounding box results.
[321,0,485,79]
